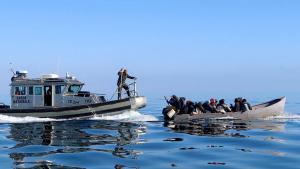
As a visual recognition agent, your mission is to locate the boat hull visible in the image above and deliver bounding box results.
[0,96,147,119]
[169,97,286,122]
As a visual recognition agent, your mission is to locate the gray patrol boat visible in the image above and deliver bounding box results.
[0,71,147,119]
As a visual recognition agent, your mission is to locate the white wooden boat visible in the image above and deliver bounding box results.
[164,97,286,122]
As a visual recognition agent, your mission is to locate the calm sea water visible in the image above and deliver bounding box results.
[0,97,300,169]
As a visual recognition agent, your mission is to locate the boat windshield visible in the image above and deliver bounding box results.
[68,85,81,94]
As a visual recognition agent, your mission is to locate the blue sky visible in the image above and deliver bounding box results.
[0,0,299,102]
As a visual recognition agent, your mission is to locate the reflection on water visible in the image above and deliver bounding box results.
[161,119,289,167]
[164,119,286,137]
[7,120,146,169]
[12,160,85,169]
[2,99,299,169]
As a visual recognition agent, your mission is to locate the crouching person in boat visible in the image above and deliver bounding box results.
[163,95,180,120]
[117,68,137,100]
[195,102,206,114]
[241,99,252,112]
[183,100,195,115]
[168,95,180,109]
[217,99,231,114]
[231,98,242,112]
[182,100,205,116]
[163,96,201,120]
[231,97,252,112]
[202,98,219,113]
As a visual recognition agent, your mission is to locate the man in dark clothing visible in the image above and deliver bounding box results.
[178,97,186,114]
[202,99,218,113]
[241,99,252,112]
[232,98,242,112]
[217,99,232,113]
[117,68,137,100]
[209,98,218,113]
[195,102,206,113]
[168,95,180,111]
[185,100,195,114]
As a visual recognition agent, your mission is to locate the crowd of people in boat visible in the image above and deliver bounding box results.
[164,95,252,116]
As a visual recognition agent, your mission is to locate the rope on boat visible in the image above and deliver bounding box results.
[109,88,119,101]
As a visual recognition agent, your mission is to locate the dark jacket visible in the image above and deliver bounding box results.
[185,100,195,114]
[233,98,243,112]
[233,102,241,112]
[117,71,135,86]
[217,103,232,112]
[203,102,218,113]
[195,102,206,113]
[241,102,252,112]
[169,96,180,110]
[178,97,186,114]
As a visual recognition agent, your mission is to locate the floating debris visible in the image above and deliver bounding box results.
[163,138,184,142]
[208,162,226,165]
[180,147,197,150]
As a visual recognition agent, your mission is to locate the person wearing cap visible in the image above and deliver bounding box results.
[117,68,137,100]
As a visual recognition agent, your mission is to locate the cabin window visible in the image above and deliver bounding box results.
[29,86,34,95]
[68,85,81,93]
[15,86,26,96]
[35,87,42,95]
[55,85,64,94]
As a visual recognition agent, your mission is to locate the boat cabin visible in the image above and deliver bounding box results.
[10,71,106,109]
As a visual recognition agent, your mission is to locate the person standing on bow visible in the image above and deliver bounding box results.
[117,68,137,100]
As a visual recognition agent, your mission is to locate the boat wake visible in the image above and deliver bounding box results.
[90,111,158,122]
[1,111,297,124]
[213,113,300,121]
[264,112,300,121]
[0,114,57,124]
[213,112,300,121]
[0,111,158,124]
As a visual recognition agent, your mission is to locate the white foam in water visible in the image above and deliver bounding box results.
[213,117,237,120]
[0,111,158,124]
[90,111,158,122]
[0,114,57,124]
[264,112,300,121]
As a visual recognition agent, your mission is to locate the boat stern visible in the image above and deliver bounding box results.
[130,96,147,110]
